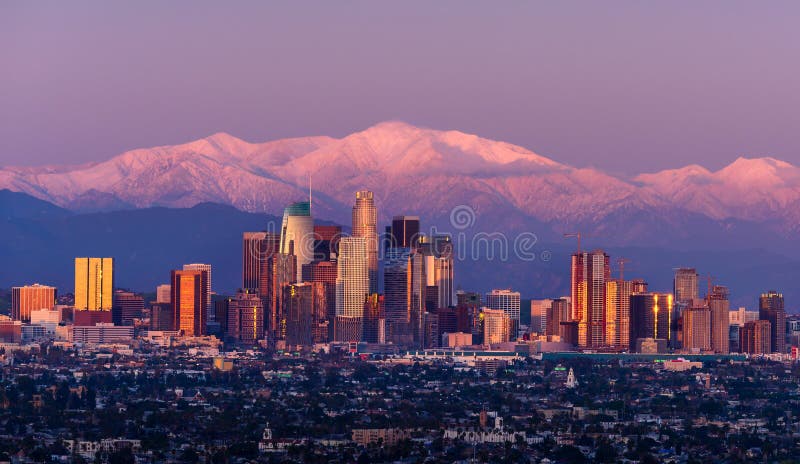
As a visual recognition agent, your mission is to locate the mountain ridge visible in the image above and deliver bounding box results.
[0,122,798,241]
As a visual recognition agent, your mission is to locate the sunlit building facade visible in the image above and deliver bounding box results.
[571,250,610,347]
[352,190,379,294]
[630,292,673,352]
[11,284,56,322]
[279,201,314,281]
[170,269,208,337]
[759,290,786,353]
[74,257,114,311]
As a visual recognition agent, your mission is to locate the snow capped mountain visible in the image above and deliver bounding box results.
[1,122,798,240]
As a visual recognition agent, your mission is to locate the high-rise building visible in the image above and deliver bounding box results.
[631,279,648,294]
[170,269,208,337]
[183,264,212,315]
[11,284,56,322]
[681,302,711,352]
[335,237,369,341]
[384,247,426,346]
[673,268,699,305]
[242,232,279,291]
[284,283,328,347]
[150,302,173,331]
[708,285,730,354]
[485,289,521,340]
[74,257,114,310]
[280,201,314,282]
[111,291,144,326]
[571,250,610,347]
[362,293,386,344]
[390,216,420,249]
[545,298,570,338]
[249,231,295,342]
[740,319,772,355]
[302,260,338,332]
[226,290,265,343]
[456,290,482,307]
[759,290,786,354]
[156,284,171,304]
[630,293,673,352]
[352,191,379,294]
[419,234,454,309]
[482,308,512,345]
[605,279,633,349]
[530,299,552,335]
[313,225,342,261]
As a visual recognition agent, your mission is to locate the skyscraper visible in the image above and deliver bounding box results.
[284,282,328,347]
[546,298,570,338]
[673,268,699,305]
[280,201,314,281]
[74,257,114,311]
[226,289,264,343]
[384,247,426,345]
[313,225,342,261]
[419,234,454,309]
[681,302,711,352]
[183,263,212,317]
[362,293,386,344]
[708,285,730,354]
[482,308,512,345]
[302,260,338,334]
[11,284,56,322]
[571,250,610,347]
[171,269,208,337]
[740,319,772,355]
[390,216,420,248]
[485,289,521,340]
[335,237,369,341]
[112,291,144,326]
[605,279,633,349]
[630,293,673,352]
[759,290,786,353]
[352,191,379,294]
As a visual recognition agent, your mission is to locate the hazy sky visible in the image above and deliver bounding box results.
[1,1,799,174]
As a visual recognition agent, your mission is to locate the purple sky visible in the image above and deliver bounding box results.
[1,1,799,175]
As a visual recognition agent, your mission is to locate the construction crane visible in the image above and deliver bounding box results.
[616,257,631,280]
[701,274,717,297]
[563,232,583,254]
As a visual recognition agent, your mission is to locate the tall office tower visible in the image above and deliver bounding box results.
[419,234,455,309]
[242,232,278,291]
[707,285,730,354]
[280,201,314,281]
[149,302,173,331]
[485,289,521,340]
[531,299,552,335]
[156,284,171,304]
[681,302,711,352]
[111,291,144,326]
[390,215,421,248]
[302,260,338,333]
[605,279,633,349]
[183,264,212,313]
[11,284,56,322]
[759,290,786,353]
[384,247,426,346]
[313,225,342,261]
[456,290,482,307]
[545,298,570,337]
[335,237,369,342]
[352,191,379,293]
[362,294,386,344]
[629,293,673,352]
[570,250,610,347]
[482,308,512,345]
[284,282,328,347]
[226,290,264,343]
[740,320,772,354]
[170,269,208,337]
[673,268,699,304]
[74,257,114,310]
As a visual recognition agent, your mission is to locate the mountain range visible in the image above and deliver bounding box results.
[2,121,799,248]
[0,122,798,308]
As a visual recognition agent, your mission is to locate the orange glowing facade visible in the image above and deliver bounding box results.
[74,257,114,310]
[11,284,56,322]
[630,292,673,352]
[171,269,208,336]
[571,250,610,347]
